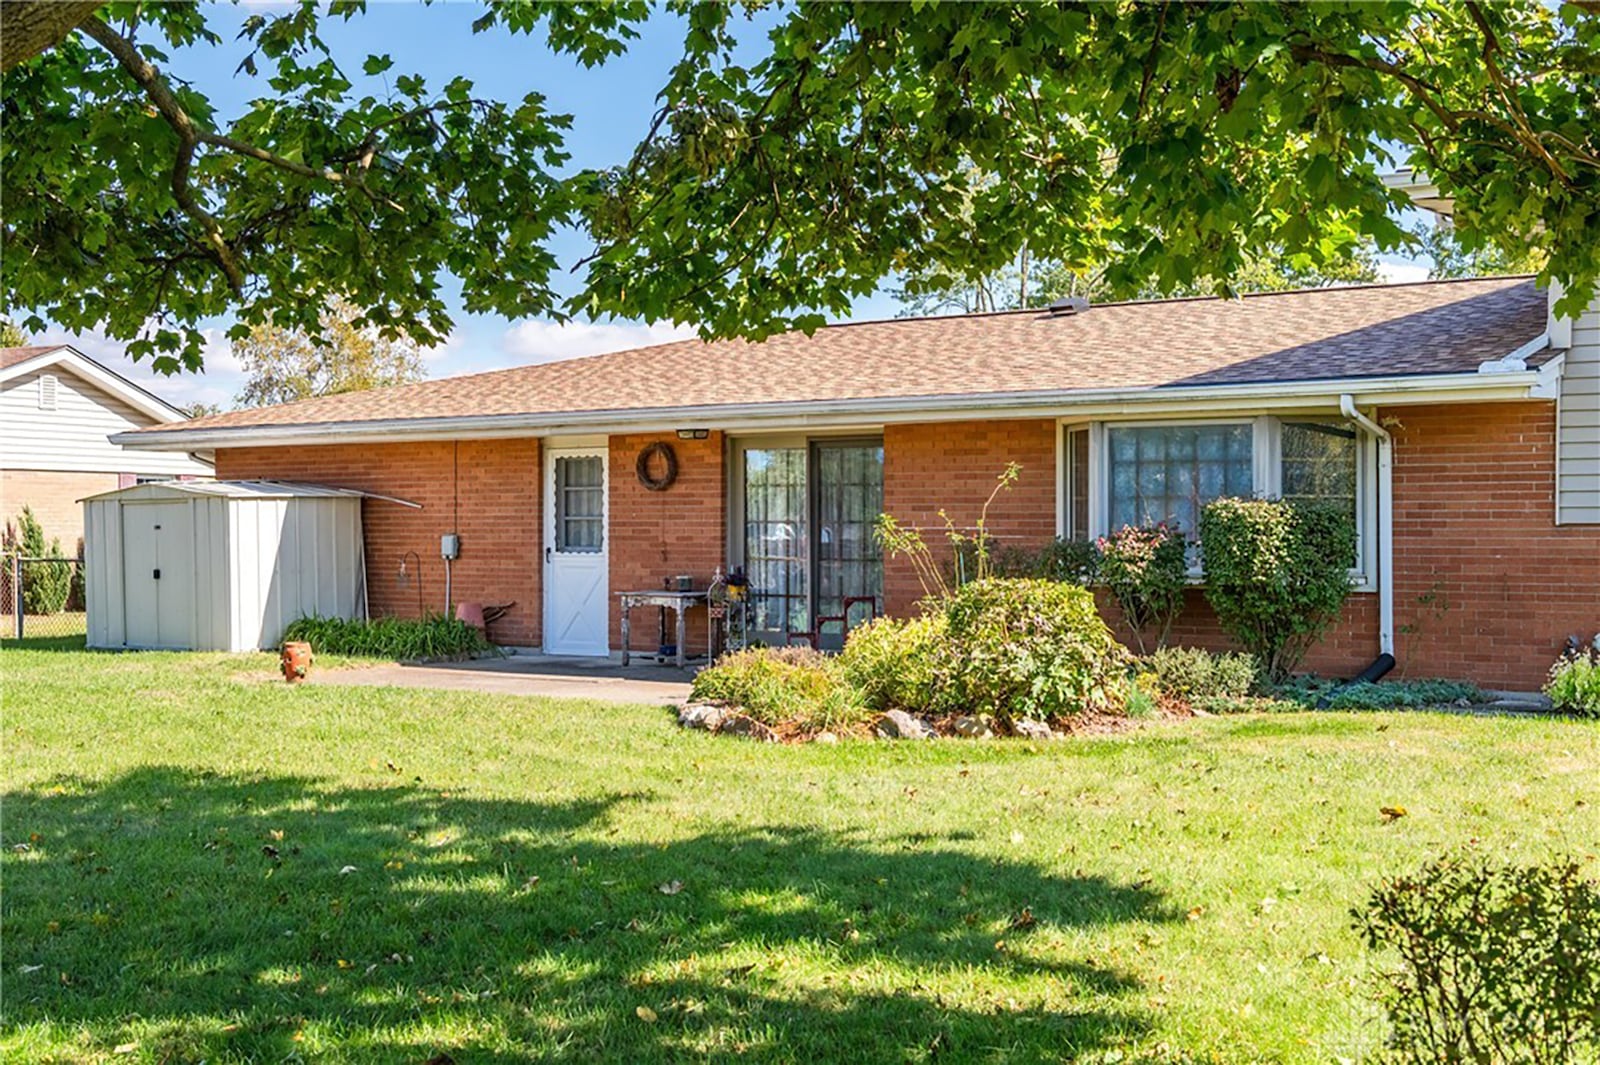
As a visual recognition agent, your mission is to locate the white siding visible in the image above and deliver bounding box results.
[0,367,211,478]
[1558,302,1600,524]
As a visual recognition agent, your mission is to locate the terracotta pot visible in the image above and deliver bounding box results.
[455,601,487,633]
[281,641,313,684]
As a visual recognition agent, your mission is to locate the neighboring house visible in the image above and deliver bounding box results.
[117,273,1600,690]
[1,345,214,548]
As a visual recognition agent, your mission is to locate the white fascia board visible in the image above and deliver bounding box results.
[112,368,1555,451]
[0,346,192,424]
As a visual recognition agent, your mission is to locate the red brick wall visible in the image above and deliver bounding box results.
[1385,402,1599,689]
[212,399,1596,687]
[608,432,726,653]
[879,403,1597,689]
[881,419,1058,616]
[216,440,543,646]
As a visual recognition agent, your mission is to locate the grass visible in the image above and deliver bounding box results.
[3,643,1597,1064]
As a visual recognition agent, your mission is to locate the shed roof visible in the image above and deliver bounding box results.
[80,480,383,503]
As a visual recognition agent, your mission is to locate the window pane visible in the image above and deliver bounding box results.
[1067,429,1089,540]
[745,447,808,636]
[1106,424,1252,539]
[554,456,604,552]
[815,443,883,644]
[1281,421,1359,565]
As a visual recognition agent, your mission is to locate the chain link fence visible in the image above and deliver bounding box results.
[2,556,87,643]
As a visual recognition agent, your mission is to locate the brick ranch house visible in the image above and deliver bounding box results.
[117,274,1598,690]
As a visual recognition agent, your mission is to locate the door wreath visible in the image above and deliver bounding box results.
[635,441,678,491]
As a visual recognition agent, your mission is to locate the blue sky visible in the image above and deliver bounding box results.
[41,2,1429,410]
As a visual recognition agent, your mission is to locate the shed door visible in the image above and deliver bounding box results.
[121,502,194,649]
[543,449,609,656]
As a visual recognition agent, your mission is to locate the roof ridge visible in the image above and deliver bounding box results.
[822,273,1537,330]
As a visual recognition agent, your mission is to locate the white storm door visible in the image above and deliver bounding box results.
[121,502,194,649]
[543,448,609,656]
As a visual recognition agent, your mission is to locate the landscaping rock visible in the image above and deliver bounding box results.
[814,731,839,745]
[1012,719,1054,741]
[952,715,994,739]
[717,714,779,743]
[876,709,935,740]
[678,702,730,731]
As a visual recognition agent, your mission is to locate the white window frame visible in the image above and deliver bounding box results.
[1060,415,1376,590]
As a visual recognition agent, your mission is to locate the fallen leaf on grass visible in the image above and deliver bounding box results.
[17,964,42,974]
[657,880,683,896]
[1186,906,1204,922]
[1008,907,1036,931]
[113,1043,137,1055]
[339,865,358,875]
[1380,806,1407,822]
[636,1005,658,1023]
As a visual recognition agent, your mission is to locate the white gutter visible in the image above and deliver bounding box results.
[1341,395,1394,657]
[113,367,1554,452]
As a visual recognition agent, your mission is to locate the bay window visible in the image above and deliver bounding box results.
[1063,417,1373,583]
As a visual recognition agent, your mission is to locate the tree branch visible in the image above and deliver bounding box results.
[79,16,246,295]
[0,0,102,73]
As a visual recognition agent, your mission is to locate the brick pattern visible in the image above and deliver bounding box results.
[881,420,1059,616]
[217,441,542,646]
[1097,591,1382,677]
[608,432,726,653]
[0,469,119,550]
[211,399,1597,688]
[1385,402,1599,688]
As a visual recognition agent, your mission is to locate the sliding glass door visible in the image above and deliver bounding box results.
[743,447,809,639]
[740,439,884,648]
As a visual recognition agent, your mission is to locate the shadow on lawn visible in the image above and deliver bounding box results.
[4,767,1175,1063]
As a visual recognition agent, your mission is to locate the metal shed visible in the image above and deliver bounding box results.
[82,480,368,652]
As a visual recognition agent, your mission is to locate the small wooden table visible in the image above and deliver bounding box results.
[617,589,710,668]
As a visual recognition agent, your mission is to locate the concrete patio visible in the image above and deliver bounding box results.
[309,651,696,705]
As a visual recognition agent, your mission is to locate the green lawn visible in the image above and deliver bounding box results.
[3,644,1596,1064]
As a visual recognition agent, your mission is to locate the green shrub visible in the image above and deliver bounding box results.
[1273,676,1484,711]
[691,646,868,733]
[283,614,491,661]
[1143,647,1257,702]
[1096,524,1188,654]
[988,537,1098,585]
[1545,654,1600,718]
[8,506,71,615]
[839,614,953,713]
[1198,498,1356,682]
[1354,851,1600,1063]
[1191,693,1301,715]
[943,577,1128,725]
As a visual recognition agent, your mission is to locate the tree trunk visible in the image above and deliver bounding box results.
[1,1,103,74]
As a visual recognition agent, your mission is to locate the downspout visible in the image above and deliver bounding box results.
[1340,395,1396,669]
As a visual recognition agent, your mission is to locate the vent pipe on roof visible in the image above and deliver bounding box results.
[1048,296,1091,316]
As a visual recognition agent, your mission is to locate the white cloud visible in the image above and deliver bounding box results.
[500,319,697,366]
[1376,259,1432,285]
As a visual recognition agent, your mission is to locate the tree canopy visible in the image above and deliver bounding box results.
[232,297,426,409]
[2,1,1596,374]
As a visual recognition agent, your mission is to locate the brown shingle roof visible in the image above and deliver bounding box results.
[0,345,67,369]
[156,276,1549,434]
